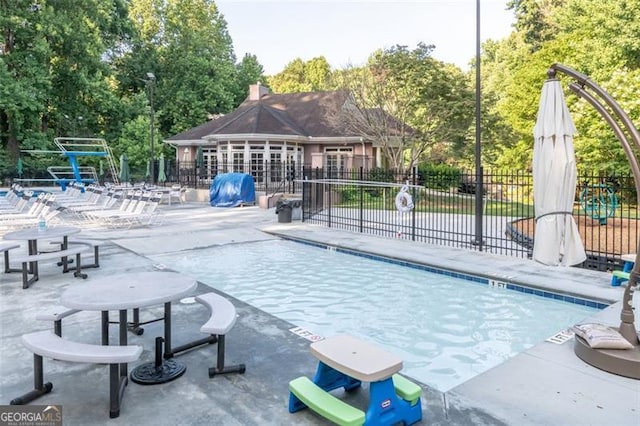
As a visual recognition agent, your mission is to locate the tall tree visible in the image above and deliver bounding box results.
[0,0,132,176]
[267,56,332,93]
[487,0,640,173]
[331,44,473,172]
[233,53,267,105]
[123,0,240,140]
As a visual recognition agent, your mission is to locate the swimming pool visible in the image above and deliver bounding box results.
[151,239,600,392]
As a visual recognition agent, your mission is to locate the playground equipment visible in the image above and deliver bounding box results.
[20,137,119,189]
[579,183,619,225]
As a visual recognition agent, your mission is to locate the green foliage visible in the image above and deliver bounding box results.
[2,0,638,185]
[267,57,332,93]
[367,167,395,183]
[339,187,359,203]
[486,0,640,174]
[234,54,267,104]
[417,163,462,190]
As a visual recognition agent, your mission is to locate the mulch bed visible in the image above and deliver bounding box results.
[512,216,639,256]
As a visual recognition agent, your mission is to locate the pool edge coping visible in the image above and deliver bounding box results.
[265,231,612,310]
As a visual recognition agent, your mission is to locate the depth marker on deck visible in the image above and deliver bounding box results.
[290,326,324,342]
[546,329,574,344]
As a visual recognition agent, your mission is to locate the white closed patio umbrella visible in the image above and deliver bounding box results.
[532,79,586,266]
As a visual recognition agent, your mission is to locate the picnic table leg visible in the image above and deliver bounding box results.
[58,236,74,270]
[365,378,421,426]
[164,302,172,358]
[10,354,53,405]
[29,240,38,276]
[102,311,109,345]
[4,249,22,273]
[312,362,361,393]
[119,310,128,377]
[125,309,144,335]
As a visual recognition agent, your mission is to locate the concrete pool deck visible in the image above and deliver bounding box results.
[0,200,638,425]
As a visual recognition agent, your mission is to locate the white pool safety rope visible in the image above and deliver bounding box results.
[395,185,414,213]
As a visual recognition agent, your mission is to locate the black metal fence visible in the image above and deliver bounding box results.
[301,167,638,272]
[6,158,637,272]
[3,160,305,194]
[164,160,303,194]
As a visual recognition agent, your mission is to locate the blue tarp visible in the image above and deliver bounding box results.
[209,173,256,207]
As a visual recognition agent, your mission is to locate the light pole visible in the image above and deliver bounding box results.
[474,0,484,250]
[146,72,156,184]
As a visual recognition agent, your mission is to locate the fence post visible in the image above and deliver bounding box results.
[411,166,417,241]
[474,166,484,250]
[328,181,332,228]
[359,167,364,233]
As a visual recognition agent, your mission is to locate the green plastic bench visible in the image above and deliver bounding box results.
[611,270,630,286]
[289,376,365,426]
[392,374,422,406]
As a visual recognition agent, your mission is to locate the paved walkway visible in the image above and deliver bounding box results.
[0,200,638,425]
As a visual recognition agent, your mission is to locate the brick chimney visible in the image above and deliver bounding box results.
[249,82,269,100]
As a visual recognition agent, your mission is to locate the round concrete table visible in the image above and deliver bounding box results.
[61,271,198,385]
[3,225,81,275]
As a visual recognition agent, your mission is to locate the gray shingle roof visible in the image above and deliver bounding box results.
[166,90,359,141]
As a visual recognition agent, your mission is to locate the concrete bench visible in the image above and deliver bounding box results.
[12,246,89,289]
[50,239,101,269]
[289,376,365,426]
[0,241,21,273]
[36,307,81,337]
[10,330,142,418]
[196,292,245,378]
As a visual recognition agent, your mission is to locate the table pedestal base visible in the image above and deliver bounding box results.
[130,359,186,385]
[130,336,186,385]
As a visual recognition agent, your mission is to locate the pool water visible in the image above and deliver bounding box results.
[151,239,599,392]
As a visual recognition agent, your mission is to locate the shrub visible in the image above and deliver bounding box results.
[417,163,462,190]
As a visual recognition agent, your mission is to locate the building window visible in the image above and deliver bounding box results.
[325,147,352,179]
[204,148,217,176]
[221,152,229,173]
[233,152,244,173]
[270,152,282,182]
[251,152,264,183]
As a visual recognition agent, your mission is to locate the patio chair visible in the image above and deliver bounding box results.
[0,185,25,209]
[0,190,34,213]
[0,193,50,222]
[63,188,121,217]
[85,190,150,227]
[168,185,187,205]
[103,191,164,228]
[82,190,140,224]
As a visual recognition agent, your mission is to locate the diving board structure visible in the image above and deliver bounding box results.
[20,137,119,189]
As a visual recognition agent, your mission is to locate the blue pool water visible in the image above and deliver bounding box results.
[151,239,600,391]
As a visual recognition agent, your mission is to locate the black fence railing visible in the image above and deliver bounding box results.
[165,160,303,194]
[6,160,637,272]
[3,160,306,195]
[301,167,638,273]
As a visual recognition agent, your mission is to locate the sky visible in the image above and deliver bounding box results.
[217,0,516,75]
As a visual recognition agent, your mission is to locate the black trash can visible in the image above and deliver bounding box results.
[276,200,292,223]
